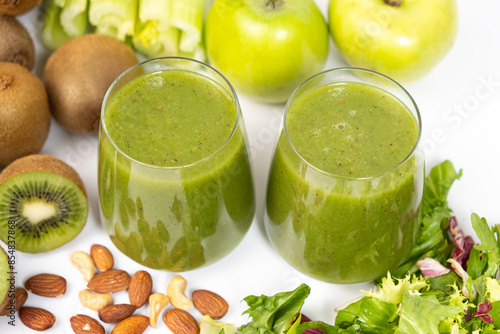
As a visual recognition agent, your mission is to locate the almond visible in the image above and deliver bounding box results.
[19,307,56,331]
[0,287,28,315]
[111,315,150,334]
[25,273,67,297]
[98,304,137,323]
[128,271,152,308]
[90,244,114,272]
[88,269,131,293]
[70,314,105,334]
[192,289,229,320]
[164,308,199,334]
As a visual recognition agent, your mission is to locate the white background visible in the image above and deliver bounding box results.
[2,0,500,332]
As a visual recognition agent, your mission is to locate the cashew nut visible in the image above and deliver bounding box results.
[149,293,170,328]
[71,251,95,282]
[79,289,113,311]
[166,275,193,310]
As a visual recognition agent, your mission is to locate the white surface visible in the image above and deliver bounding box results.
[2,0,500,332]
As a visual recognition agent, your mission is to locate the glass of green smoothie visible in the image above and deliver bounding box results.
[265,68,424,284]
[98,57,255,271]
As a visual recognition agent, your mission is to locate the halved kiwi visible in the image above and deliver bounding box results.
[0,245,10,313]
[0,154,88,253]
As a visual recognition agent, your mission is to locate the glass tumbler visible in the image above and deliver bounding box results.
[98,57,255,271]
[265,68,424,283]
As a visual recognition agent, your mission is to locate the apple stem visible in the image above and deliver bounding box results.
[266,0,283,10]
[384,0,403,6]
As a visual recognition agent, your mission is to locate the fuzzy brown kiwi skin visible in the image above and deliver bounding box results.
[0,154,86,197]
[0,62,51,169]
[44,34,139,134]
[0,15,35,71]
[0,0,41,16]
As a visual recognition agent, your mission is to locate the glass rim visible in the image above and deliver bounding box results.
[283,67,422,181]
[100,56,242,170]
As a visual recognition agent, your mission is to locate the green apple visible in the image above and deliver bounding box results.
[328,0,458,83]
[205,0,329,104]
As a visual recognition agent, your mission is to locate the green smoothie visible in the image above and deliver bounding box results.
[265,81,423,283]
[99,66,255,271]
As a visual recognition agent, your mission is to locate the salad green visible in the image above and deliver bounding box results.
[222,161,500,334]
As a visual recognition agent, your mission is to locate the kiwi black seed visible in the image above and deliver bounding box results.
[0,154,88,253]
[0,0,42,16]
[0,15,35,70]
[44,34,139,134]
[0,62,51,168]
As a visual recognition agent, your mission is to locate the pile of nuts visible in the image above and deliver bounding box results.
[1,273,68,330]
[3,244,230,333]
[69,244,230,334]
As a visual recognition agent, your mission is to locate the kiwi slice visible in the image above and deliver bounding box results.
[0,154,88,253]
[0,245,10,313]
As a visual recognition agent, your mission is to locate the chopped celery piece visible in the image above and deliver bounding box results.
[42,1,72,51]
[170,0,204,54]
[134,23,180,58]
[60,0,89,37]
[179,45,205,61]
[137,0,171,31]
[53,0,67,7]
[88,0,137,41]
[42,0,206,59]
[133,0,179,57]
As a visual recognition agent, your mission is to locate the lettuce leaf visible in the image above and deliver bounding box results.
[471,213,500,278]
[395,294,463,334]
[389,160,461,279]
[335,296,397,333]
[293,320,358,334]
[238,284,311,334]
[362,273,428,305]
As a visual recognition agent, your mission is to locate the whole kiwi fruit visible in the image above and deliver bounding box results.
[0,154,88,253]
[0,15,35,70]
[0,0,41,16]
[44,34,139,134]
[0,62,51,169]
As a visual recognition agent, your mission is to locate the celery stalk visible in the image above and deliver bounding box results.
[41,1,72,51]
[170,0,204,54]
[60,0,89,37]
[133,0,180,58]
[53,0,67,7]
[133,0,205,60]
[134,23,180,58]
[137,0,171,31]
[88,0,137,41]
[179,45,205,61]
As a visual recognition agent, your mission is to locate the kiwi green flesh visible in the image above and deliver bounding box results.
[0,171,88,253]
[0,246,9,311]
